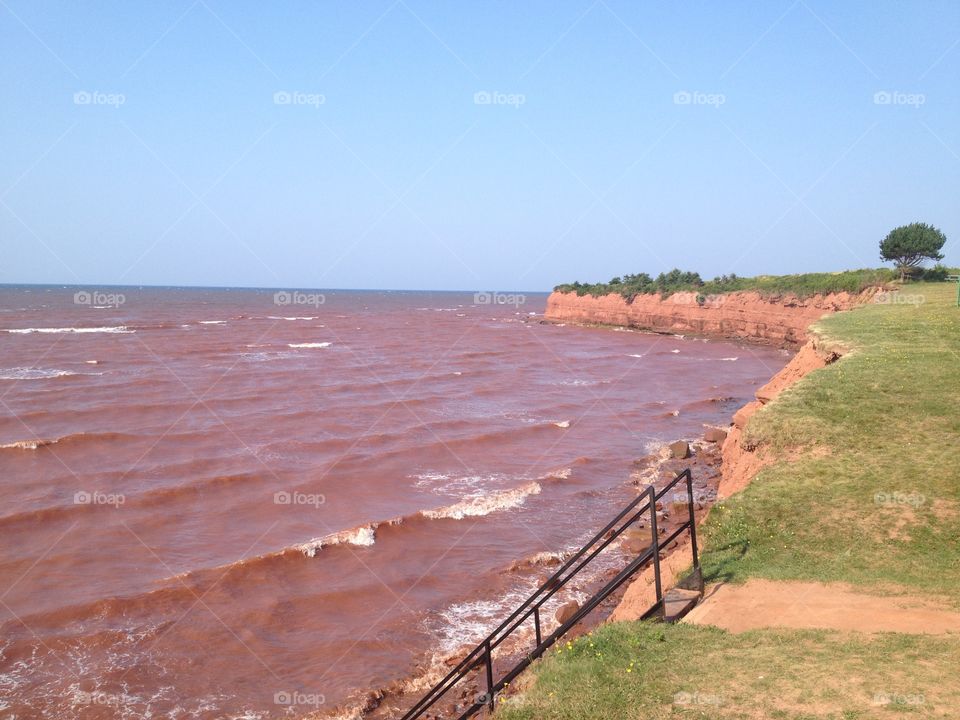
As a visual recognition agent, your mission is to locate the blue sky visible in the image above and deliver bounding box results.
[1,0,958,291]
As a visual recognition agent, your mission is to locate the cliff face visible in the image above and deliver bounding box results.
[545,289,876,346]
[610,336,844,622]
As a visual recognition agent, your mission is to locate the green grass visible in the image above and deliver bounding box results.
[498,282,960,719]
[555,268,899,302]
[702,282,960,596]
[499,623,960,720]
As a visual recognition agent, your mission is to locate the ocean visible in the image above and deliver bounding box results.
[0,286,788,718]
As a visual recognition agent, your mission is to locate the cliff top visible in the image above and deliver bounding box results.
[553,267,920,302]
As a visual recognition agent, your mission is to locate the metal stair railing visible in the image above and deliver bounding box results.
[400,468,703,720]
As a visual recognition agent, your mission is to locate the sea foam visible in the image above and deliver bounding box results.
[420,481,541,520]
[4,326,133,334]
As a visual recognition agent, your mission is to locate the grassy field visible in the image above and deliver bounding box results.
[499,282,960,719]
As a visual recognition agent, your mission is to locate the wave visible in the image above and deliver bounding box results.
[288,342,331,348]
[0,471,268,532]
[0,438,60,450]
[3,326,133,334]
[0,431,137,452]
[420,481,541,520]
[298,525,380,557]
[267,316,318,321]
[198,320,227,325]
[507,549,571,572]
[164,479,551,586]
[0,367,83,380]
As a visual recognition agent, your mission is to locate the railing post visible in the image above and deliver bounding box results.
[533,606,542,647]
[648,486,663,614]
[484,640,494,712]
[686,471,704,594]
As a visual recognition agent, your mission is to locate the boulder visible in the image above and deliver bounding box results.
[555,601,580,625]
[704,427,728,443]
[620,529,651,555]
[669,440,690,459]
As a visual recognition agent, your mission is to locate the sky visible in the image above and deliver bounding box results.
[1,1,958,291]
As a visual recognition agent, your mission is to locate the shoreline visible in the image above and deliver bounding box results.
[319,439,729,720]
[609,332,849,621]
[319,297,864,720]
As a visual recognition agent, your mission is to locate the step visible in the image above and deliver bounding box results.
[662,588,701,623]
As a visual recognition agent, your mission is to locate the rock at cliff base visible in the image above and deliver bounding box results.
[704,427,728,443]
[621,536,652,555]
[555,601,580,625]
[669,440,690,459]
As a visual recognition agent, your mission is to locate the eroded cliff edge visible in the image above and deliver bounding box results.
[609,334,846,621]
[545,288,878,346]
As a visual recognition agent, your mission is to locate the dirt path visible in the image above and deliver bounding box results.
[683,579,960,634]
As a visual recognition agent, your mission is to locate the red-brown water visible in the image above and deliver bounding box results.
[0,286,788,719]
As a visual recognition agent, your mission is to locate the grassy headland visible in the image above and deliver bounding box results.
[554,267,905,302]
[500,281,960,719]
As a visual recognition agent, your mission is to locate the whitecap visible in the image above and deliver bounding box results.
[288,342,331,349]
[298,526,376,557]
[420,482,541,520]
[4,326,133,334]
[0,438,59,450]
[0,367,77,380]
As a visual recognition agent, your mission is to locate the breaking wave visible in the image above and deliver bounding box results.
[4,326,134,334]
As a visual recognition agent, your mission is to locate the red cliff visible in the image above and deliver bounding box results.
[544,289,878,346]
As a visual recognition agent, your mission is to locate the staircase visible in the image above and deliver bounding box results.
[400,468,704,720]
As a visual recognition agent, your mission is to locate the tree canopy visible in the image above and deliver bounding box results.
[880,223,946,280]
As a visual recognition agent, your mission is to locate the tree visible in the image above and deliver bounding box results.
[880,223,946,281]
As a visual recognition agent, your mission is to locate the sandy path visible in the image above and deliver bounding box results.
[683,579,960,634]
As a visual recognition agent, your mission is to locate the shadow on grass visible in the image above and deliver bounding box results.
[698,538,750,584]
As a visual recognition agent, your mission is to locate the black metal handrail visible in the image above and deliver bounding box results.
[400,468,702,720]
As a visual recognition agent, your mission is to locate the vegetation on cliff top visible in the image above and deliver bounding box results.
[498,281,960,719]
[554,267,905,302]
